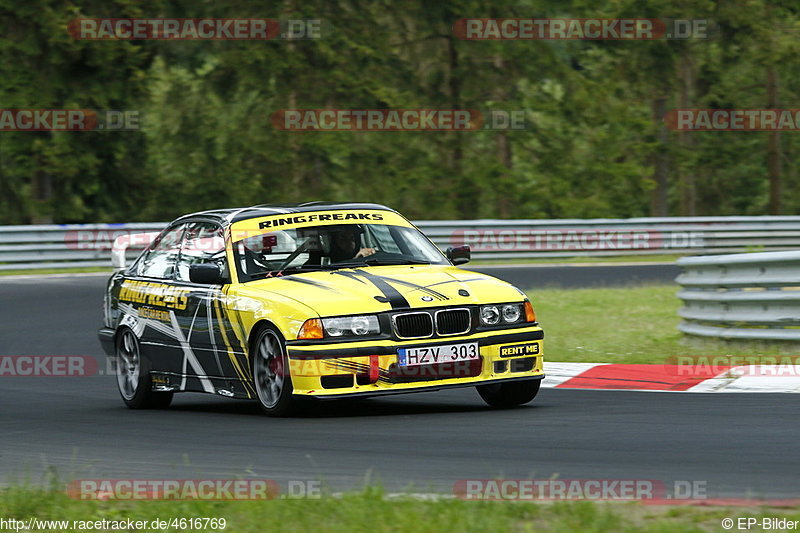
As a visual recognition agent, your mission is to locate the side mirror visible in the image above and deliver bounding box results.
[189,263,225,285]
[446,245,471,266]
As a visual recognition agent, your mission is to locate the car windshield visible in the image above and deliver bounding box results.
[232,222,449,281]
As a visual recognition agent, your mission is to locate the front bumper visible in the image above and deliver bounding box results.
[285,326,544,398]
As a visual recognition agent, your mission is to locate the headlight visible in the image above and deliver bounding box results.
[322,315,380,337]
[480,305,500,325]
[480,303,525,326]
[502,304,522,323]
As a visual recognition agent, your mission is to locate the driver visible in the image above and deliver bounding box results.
[329,225,376,262]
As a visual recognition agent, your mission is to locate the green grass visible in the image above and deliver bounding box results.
[528,284,800,364]
[1,485,798,533]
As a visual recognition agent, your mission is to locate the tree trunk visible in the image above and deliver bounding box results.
[650,95,669,216]
[447,35,468,218]
[31,169,53,224]
[767,65,781,214]
[31,136,53,223]
[493,54,513,218]
[677,49,695,216]
[282,0,303,199]
[496,132,513,217]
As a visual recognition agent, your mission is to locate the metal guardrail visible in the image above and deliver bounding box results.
[676,251,800,341]
[1,215,800,271]
[421,215,800,260]
[0,223,164,271]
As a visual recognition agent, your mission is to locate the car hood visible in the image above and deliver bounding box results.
[242,265,526,316]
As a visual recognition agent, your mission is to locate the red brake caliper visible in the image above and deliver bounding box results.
[269,357,281,377]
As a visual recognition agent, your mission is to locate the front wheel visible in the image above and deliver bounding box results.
[252,326,297,416]
[477,379,540,408]
[115,328,173,409]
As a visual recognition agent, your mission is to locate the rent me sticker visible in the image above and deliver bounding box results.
[499,343,540,357]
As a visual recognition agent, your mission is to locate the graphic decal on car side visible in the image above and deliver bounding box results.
[118,280,191,310]
[117,284,260,398]
[117,301,214,393]
[212,298,255,398]
[170,304,216,394]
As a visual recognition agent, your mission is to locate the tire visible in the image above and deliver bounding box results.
[115,328,173,409]
[252,325,297,416]
[477,379,541,408]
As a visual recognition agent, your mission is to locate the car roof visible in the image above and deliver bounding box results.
[171,202,398,226]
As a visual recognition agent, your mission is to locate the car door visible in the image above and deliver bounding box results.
[172,221,251,396]
[121,223,187,376]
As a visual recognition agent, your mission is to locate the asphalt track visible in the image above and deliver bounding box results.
[467,262,681,290]
[2,265,799,499]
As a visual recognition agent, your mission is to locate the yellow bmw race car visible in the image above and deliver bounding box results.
[98,202,544,416]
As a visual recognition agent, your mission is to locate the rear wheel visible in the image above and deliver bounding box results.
[115,328,173,409]
[477,379,540,408]
[252,326,297,416]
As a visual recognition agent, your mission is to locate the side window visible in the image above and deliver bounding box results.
[135,225,185,279]
[176,222,227,282]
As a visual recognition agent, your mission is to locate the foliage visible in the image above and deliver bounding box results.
[0,0,798,223]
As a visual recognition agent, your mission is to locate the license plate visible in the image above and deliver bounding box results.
[397,342,479,367]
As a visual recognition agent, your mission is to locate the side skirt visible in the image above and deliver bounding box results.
[149,372,254,399]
